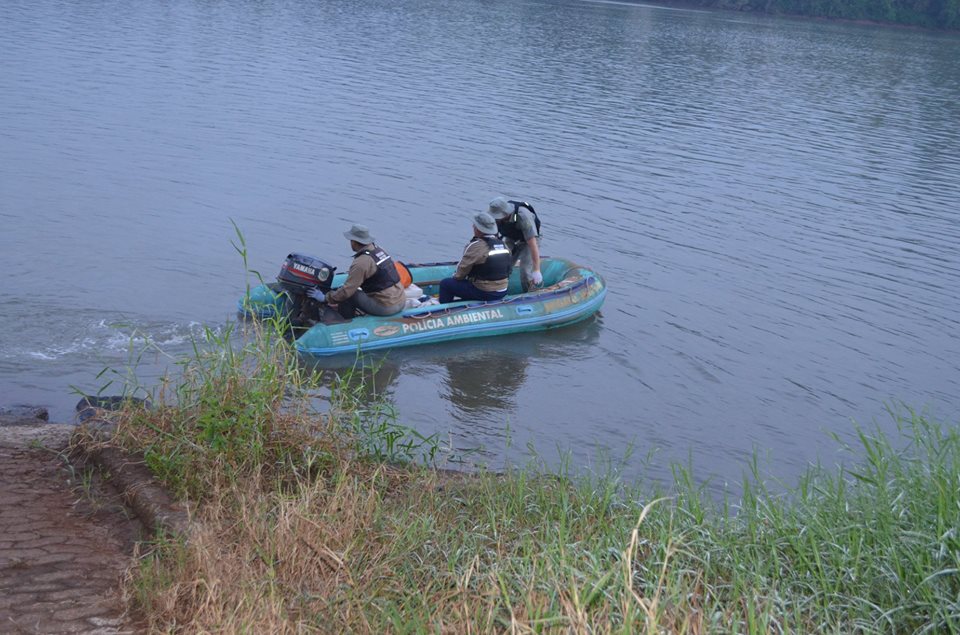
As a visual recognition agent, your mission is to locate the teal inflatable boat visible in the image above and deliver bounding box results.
[239,256,606,357]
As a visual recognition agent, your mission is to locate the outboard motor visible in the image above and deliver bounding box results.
[276,253,336,329]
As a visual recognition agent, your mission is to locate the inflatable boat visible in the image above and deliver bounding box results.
[239,256,606,357]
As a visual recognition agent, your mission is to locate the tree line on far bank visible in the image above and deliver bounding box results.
[676,0,960,29]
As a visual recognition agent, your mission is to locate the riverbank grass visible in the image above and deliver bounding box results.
[87,325,958,633]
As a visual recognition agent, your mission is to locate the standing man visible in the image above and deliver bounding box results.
[309,224,406,320]
[487,196,542,291]
[439,212,513,304]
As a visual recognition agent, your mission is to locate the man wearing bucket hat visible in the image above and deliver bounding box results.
[308,224,406,319]
[438,211,513,304]
[488,196,542,292]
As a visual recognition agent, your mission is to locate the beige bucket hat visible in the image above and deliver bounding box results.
[343,223,375,245]
[473,211,498,234]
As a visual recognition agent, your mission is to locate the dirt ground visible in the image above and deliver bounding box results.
[0,423,144,634]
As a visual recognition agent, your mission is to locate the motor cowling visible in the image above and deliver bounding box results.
[276,253,336,296]
[275,254,337,331]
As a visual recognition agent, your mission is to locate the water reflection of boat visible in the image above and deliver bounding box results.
[443,349,529,413]
[240,257,606,357]
[300,353,402,402]
[296,316,602,416]
[402,317,602,412]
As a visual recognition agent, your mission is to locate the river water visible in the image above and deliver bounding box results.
[2,0,959,487]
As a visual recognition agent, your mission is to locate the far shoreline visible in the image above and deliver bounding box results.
[648,0,960,32]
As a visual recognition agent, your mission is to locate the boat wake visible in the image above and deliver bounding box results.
[3,318,217,363]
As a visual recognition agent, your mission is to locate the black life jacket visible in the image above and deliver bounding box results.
[468,236,513,281]
[355,245,400,293]
[496,200,542,242]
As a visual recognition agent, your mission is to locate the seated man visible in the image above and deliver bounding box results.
[310,224,406,320]
[439,212,512,304]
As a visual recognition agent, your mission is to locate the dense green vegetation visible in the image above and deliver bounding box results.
[80,315,960,632]
[677,0,960,29]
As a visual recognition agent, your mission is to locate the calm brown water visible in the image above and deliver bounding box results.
[2,0,959,486]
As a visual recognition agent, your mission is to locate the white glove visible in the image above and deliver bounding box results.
[307,288,326,301]
[531,270,543,286]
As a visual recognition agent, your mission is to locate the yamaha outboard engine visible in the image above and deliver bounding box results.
[276,253,336,329]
